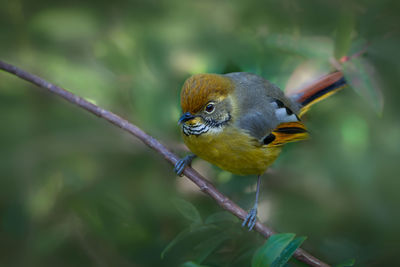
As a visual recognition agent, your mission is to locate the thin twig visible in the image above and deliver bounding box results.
[0,60,330,267]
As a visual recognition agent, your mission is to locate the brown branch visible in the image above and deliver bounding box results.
[0,60,330,267]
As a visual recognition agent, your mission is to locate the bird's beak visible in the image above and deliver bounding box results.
[178,112,195,124]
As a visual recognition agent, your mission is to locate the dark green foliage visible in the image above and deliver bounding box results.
[181,261,211,267]
[252,233,306,267]
[343,57,384,114]
[1,0,400,266]
[163,199,248,265]
[334,258,356,267]
[173,198,203,224]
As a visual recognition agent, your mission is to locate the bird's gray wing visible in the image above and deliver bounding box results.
[225,72,301,142]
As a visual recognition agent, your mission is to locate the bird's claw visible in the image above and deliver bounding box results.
[242,207,258,231]
[174,155,195,176]
[174,159,187,176]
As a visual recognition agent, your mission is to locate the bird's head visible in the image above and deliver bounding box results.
[179,74,234,136]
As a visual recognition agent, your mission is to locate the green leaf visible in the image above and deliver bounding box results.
[189,224,217,232]
[232,247,259,266]
[252,233,296,267]
[161,228,191,259]
[290,258,312,267]
[343,57,384,114]
[205,211,238,224]
[335,258,356,267]
[161,225,216,259]
[173,198,202,224]
[271,236,307,267]
[195,232,230,263]
[180,261,210,267]
[334,12,354,59]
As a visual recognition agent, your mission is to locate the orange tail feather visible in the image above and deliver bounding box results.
[269,121,309,146]
[288,71,347,117]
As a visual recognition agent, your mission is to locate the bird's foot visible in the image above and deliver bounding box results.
[242,206,258,231]
[174,154,196,176]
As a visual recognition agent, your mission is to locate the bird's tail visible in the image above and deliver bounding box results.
[288,71,347,117]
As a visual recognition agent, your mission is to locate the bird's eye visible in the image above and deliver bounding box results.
[204,103,215,113]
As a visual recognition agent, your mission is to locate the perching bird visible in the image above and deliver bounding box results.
[174,71,346,230]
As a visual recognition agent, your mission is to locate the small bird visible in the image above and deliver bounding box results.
[175,71,346,230]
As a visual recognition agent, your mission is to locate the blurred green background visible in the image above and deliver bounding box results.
[1,0,399,266]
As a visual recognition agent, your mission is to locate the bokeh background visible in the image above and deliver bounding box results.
[1,0,399,266]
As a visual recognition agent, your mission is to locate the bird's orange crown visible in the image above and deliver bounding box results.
[180,74,233,114]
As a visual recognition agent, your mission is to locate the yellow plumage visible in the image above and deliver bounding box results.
[182,126,282,175]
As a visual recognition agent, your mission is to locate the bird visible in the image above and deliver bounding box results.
[174,71,346,230]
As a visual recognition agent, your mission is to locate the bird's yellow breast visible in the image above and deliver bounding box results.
[182,127,281,175]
